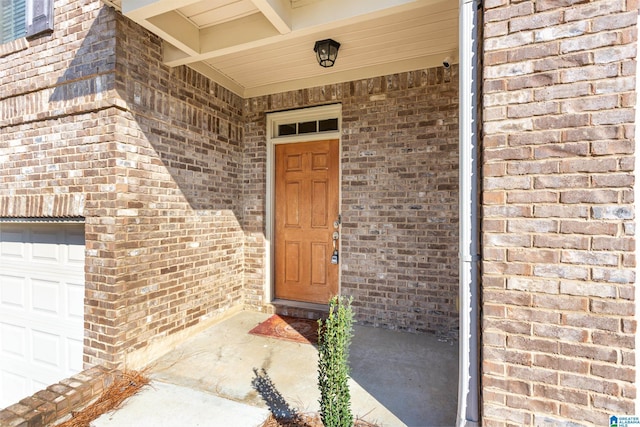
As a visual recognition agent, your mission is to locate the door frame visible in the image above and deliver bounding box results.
[265,104,342,306]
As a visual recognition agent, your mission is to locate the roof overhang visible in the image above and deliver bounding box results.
[105,0,459,97]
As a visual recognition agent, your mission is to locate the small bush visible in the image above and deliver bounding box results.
[317,296,354,427]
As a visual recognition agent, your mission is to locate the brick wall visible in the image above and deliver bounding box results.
[0,1,246,369]
[1,0,458,376]
[0,366,116,426]
[109,14,246,365]
[482,1,638,425]
[0,0,122,366]
[245,68,460,334]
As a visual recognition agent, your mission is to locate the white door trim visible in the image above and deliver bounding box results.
[265,104,342,305]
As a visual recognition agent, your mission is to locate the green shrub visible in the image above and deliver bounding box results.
[317,295,354,427]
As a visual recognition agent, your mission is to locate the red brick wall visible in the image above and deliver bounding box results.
[0,1,121,366]
[0,2,246,368]
[109,15,246,363]
[245,68,460,334]
[482,1,638,424]
[1,0,459,371]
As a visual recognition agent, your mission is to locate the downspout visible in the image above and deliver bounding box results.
[635,9,640,415]
[457,0,481,426]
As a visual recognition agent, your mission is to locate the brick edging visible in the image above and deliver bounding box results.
[0,366,118,427]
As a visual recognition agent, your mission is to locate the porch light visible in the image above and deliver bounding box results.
[314,39,340,68]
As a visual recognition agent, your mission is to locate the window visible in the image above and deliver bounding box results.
[270,104,341,140]
[1,0,26,44]
[0,0,53,44]
[275,116,339,138]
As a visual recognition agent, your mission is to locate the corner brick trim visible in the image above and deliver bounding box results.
[0,366,118,427]
[0,194,85,218]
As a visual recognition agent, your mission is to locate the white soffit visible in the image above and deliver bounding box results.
[115,0,459,97]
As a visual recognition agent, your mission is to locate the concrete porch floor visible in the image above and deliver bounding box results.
[92,311,458,427]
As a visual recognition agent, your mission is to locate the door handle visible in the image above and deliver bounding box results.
[333,214,341,229]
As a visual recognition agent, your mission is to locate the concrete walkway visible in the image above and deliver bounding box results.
[91,311,458,427]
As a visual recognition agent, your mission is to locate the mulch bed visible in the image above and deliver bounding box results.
[56,370,149,427]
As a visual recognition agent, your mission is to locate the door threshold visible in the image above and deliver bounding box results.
[270,299,329,320]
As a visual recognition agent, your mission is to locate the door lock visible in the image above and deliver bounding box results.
[331,231,339,264]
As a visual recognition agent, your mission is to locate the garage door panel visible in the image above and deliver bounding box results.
[0,323,26,358]
[1,316,84,342]
[66,231,85,263]
[68,338,83,372]
[0,275,25,309]
[0,223,85,409]
[3,306,82,330]
[1,370,29,407]
[32,278,61,316]
[67,283,84,319]
[32,330,61,368]
[0,230,26,259]
[1,262,82,280]
[2,358,62,394]
[31,230,62,263]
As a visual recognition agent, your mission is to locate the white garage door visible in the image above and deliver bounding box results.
[0,223,85,409]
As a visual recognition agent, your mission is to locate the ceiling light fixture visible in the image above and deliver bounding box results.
[314,39,340,68]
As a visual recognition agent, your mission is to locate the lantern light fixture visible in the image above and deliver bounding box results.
[314,39,341,68]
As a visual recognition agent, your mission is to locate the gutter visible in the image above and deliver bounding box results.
[457,0,481,426]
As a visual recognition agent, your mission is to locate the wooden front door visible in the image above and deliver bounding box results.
[274,139,340,304]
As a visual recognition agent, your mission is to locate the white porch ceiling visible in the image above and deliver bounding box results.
[106,0,459,97]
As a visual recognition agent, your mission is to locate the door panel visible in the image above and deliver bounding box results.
[311,181,328,227]
[275,140,339,304]
[310,243,328,286]
[285,242,301,282]
[285,181,301,227]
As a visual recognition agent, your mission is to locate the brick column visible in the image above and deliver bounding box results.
[481,1,638,425]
